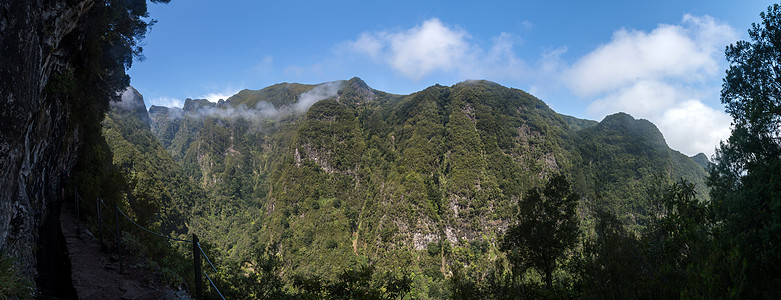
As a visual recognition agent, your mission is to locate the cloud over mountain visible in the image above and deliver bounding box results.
[346,18,528,81]
[565,14,734,96]
[156,81,344,124]
[294,81,342,112]
[565,14,737,156]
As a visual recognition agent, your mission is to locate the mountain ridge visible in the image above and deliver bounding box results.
[119,77,708,283]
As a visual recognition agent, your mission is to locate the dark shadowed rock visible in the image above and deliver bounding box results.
[0,1,94,295]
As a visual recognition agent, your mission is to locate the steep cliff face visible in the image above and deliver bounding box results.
[104,87,205,236]
[0,0,164,291]
[1,0,94,294]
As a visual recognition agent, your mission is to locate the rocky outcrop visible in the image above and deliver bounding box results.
[183,98,216,112]
[0,0,95,295]
[114,86,152,128]
[337,77,377,106]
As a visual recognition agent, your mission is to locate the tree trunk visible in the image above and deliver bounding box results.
[545,263,552,289]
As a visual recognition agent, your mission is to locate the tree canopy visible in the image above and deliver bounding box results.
[709,3,781,297]
[501,174,579,289]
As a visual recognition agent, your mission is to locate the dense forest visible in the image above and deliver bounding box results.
[2,1,778,299]
[78,65,711,299]
[64,4,781,297]
[96,5,779,298]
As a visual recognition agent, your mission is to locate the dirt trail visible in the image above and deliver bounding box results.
[60,203,192,300]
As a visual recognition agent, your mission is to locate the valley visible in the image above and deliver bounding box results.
[104,77,709,297]
[3,1,778,298]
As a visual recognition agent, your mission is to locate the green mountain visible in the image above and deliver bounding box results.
[690,152,710,169]
[104,87,206,236]
[134,77,707,291]
[570,112,709,228]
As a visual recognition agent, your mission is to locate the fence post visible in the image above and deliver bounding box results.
[97,197,105,251]
[115,205,124,273]
[193,234,202,300]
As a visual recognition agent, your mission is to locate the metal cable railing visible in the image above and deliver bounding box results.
[72,188,226,299]
[203,271,227,300]
[195,241,226,299]
[114,204,192,243]
[198,242,218,273]
[194,241,226,299]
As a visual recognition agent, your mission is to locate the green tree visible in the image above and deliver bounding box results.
[578,179,709,298]
[291,263,411,299]
[579,210,645,298]
[449,265,480,299]
[643,179,707,297]
[501,174,579,289]
[217,246,285,300]
[709,4,781,297]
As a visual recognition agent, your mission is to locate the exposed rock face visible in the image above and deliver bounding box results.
[337,77,376,106]
[149,105,183,149]
[114,86,152,129]
[183,98,216,112]
[0,0,95,294]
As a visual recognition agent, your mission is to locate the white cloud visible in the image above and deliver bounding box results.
[345,18,528,81]
[565,15,736,96]
[567,15,737,157]
[386,19,471,79]
[152,82,343,128]
[540,46,567,75]
[192,102,280,121]
[200,91,238,103]
[150,96,184,108]
[145,88,238,110]
[294,81,342,112]
[658,100,732,157]
[586,80,680,117]
[350,32,384,59]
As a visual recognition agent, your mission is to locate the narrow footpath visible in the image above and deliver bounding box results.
[60,203,192,300]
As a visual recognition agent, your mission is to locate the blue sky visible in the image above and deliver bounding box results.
[128,0,775,157]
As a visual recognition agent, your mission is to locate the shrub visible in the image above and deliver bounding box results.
[0,251,34,299]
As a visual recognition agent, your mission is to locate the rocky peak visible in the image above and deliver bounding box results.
[337,77,376,106]
[597,112,667,145]
[691,152,710,169]
[183,98,216,112]
[149,105,170,116]
[111,86,151,127]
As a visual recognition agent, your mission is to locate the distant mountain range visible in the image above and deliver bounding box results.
[108,77,709,281]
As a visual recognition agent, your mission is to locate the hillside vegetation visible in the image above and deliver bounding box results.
[112,77,710,297]
[8,2,773,298]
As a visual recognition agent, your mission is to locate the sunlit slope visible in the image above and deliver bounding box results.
[143,78,708,279]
